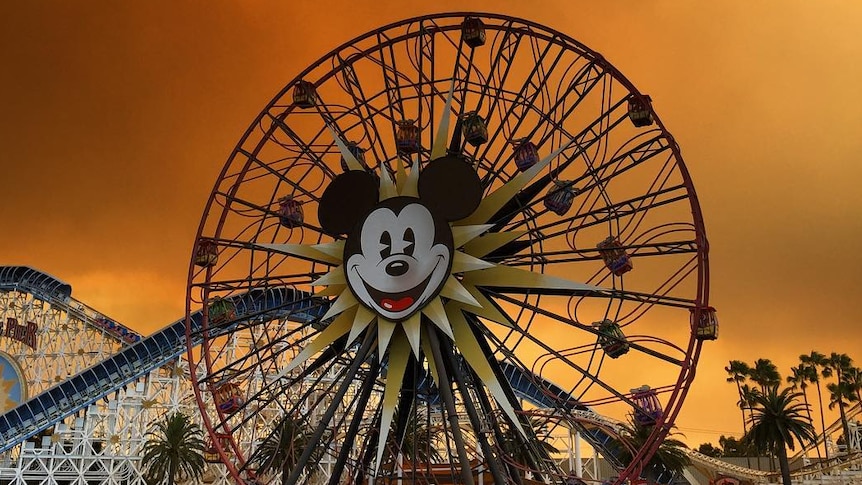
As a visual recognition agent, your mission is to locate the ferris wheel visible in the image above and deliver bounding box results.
[185,13,713,485]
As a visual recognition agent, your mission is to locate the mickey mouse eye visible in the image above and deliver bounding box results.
[379,231,392,259]
[403,228,415,257]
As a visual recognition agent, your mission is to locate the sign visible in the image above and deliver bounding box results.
[0,317,38,350]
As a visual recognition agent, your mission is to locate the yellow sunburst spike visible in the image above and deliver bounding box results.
[451,224,494,248]
[314,284,345,297]
[445,305,528,439]
[326,123,364,171]
[401,157,420,197]
[374,331,410,475]
[431,77,457,160]
[312,266,346,287]
[402,313,422,358]
[348,306,376,344]
[279,307,356,376]
[379,165,398,200]
[451,252,496,274]
[440,275,480,307]
[421,297,454,340]
[460,137,583,225]
[377,319,397,362]
[446,286,514,328]
[254,243,341,265]
[309,240,345,260]
[461,230,527,258]
[461,265,604,294]
[320,290,359,321]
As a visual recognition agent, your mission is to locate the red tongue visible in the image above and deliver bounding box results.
[381,296,414,312]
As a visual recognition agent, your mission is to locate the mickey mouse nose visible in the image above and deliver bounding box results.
[385,260,409,277]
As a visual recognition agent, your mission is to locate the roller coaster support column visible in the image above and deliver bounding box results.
[575,430,583,478]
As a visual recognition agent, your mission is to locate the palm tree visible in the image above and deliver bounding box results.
[497,417,560,476]
[846,367,862,404]
[801,351,831,460]
[749,358,782,393]
[827,380,858,452]
[251,414,322,485]
[788,364,821,462]
[611,419,690,483]
[743,387,815,485]
[828,352,855,449]
[396,414,443,465]
[726,360,752,434]
[141,412,206,485]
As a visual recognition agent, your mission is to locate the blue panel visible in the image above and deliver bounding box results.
[59,381,76,400]
[128,343,152,363]
[38,393,57,410]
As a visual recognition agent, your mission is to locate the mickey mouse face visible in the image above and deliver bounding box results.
[319,155,483,321]
[345,197,452,320]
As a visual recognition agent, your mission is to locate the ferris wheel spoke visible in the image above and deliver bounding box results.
[194,273,325,292]
[474,26,525,115]
[477,99,630,222]
[488,280,696,309]
[481,56,608,178]
[374,32,409,128]
[487,291,686,366]
[328,55,396,164]
[474,37,566,164]
[215,190,328,235]
[474,314,645,409]
[490,240,699,268]
[236,146,330,204]
[326,357,381,484]
[261,116,339,177]
[499,183,691,241]
[280,332,377,485]
[229,346,357,436]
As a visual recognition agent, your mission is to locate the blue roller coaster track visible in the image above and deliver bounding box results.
[0,266,631,477]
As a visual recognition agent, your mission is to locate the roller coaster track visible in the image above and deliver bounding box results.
[0,267,327,453]
[0,267,635,474]
[3,267,860,484]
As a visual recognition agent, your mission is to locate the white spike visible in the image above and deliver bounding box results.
[326,123,364,171]
[431,78,457,160]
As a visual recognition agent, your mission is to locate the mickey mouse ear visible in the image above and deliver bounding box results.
[319,171,379,235]
[418,155,483,221]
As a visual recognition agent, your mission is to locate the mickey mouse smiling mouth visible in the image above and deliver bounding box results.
[345,199,452,321]
[355,254,445,314]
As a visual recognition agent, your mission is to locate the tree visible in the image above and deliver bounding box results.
[787,363,820,462]
[743,387,815,485]
[846,367,862,404]
[828,352,855,448]
[696,442,722,457]
[749,358,781,393]
[141,412,206,485]
[827,379,858,451]
[251,414,322,484]
[801,351,831,460]
[611,419,690,483]
[497,417,560,477]
[717,435,755,457]
[392,413,443,469]
[726,361,753,435]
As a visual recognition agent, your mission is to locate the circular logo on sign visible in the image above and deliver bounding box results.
[0,351,27,414]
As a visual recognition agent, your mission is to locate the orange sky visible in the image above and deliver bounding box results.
[2,1,861,448]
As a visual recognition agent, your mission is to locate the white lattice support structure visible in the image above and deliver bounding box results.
[0,269,232,485]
